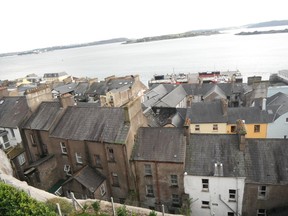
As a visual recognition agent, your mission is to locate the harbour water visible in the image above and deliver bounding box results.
[1,27,288,86]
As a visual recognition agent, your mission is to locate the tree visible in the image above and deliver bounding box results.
[0,182,56,216]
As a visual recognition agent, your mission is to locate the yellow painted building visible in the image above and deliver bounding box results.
[190,123,227,134]
[227,123,268,138]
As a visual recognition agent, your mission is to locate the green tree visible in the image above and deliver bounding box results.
[0,182,57,216]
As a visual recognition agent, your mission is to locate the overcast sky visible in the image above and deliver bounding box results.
[1,0,287,53]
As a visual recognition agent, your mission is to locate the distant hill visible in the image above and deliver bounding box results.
[245,20,288,28]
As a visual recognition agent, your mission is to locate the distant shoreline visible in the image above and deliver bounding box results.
[235,29,288,36]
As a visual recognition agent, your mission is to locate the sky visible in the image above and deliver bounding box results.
[1,0,287,53]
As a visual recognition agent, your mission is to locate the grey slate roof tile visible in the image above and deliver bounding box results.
[0,96,30,128]
[23,101,62,131]
[50,106,129,143]
[132,127,186,163]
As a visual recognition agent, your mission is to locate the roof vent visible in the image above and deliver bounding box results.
[0,100,4,105]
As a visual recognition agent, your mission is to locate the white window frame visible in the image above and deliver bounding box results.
[229,189,236,201]
[17,153,26,165]
[213,124,218,131]
[257,209,266,216]
[75,152,83,164]
[171,175,178,186]
[258,185,267,199]
[60,142,67,154]
[195,125,200,131]
[172,194,180,205]
[64,164,71,172]
[146,185,154,197]
[100,184,106,196]
[202,179,209,191]
[201,200,210,209]
[144,164,152,175]
[1,134,10,149]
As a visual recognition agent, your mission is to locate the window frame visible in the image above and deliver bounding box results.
[202,179,209,191]
[195,124,200,131]
[172,194,180,206]
[60,142,67,154]
[213,124,218,131]
[94,154,102,168]
[170,175,178,186]
[111,172,119,187]
[201,200,210,209]
[257,209,266,216]
[107,147,115,162]
[229,189,236,202]
[2,134,10,149]
[144,164,152,176]
[146,184,154,197]
[258,185,267,199]
[17,153,26,165]
[254,124,260,133]
[100,184,106,196]
[75,152,83,164]
[64,164,72,176]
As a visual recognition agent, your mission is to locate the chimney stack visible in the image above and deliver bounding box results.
[59,93,75,109]
[262,98,267,111]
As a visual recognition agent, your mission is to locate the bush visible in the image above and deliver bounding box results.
[92,201,101,215]
[0,182,57,216]
[116,205,129,216]
[46,197,73,215]
[149,210,157,216]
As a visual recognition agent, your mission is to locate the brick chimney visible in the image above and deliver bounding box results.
[236,119,247,151]
[239,134,246,151]
[59,93,75,108]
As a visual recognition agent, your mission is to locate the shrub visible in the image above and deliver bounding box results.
[92,201,101,215]
[0,182,57,216]
[116,205,129,216]
[46,197,73,215]
[149,210,157,216]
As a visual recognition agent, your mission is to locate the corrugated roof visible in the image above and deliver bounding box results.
[185,134,288,183]
[50,106,129,143]
[23,101,62,131]
[0,96,30,128]
[132,127,186,163]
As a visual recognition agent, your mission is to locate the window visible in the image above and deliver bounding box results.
[171,175,178,186]
[108,148,115,161]
[100,184,106,196]
[227,212,234,216]
[201,201,210,208]
[213,124,218,131]
[229,189,236,201]
[10,129,15,138]
[258,186,267,199]
[195,125,200,131]
[231,125,236,133]
[202,179,209,191]
[60,142,67,154]
[257,209,266,216]
[144,164,152,176]
[111,172,119,187]
[146,185,154,197]
[2,134,10,149]
[94,155,102,167]
[254,125,260,133]
[172,194,180,206]
[286,117,288,122]
[64,165,71,176]
[30,134,36,145]
[17,153,26,165]
[75,153,83,164]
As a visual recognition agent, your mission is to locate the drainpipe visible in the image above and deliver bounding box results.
[155,161,161,206]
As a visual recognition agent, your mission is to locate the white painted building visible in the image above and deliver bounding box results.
[184,175,245,216]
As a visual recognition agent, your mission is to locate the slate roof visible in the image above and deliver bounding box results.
[85,81,107,96]
[155,85,187,107]
[203,85,226,100]
[53,83,78,94]
[143,84,169,107]
[50,106,129,144]
[64,166,106,193]
[0,96,30,128]
[188,100,227,123]
[267,92,288,106]
[132,127,186,163]
[185,134,288,184]
[23,101,62,131]
[227,107,274,124]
